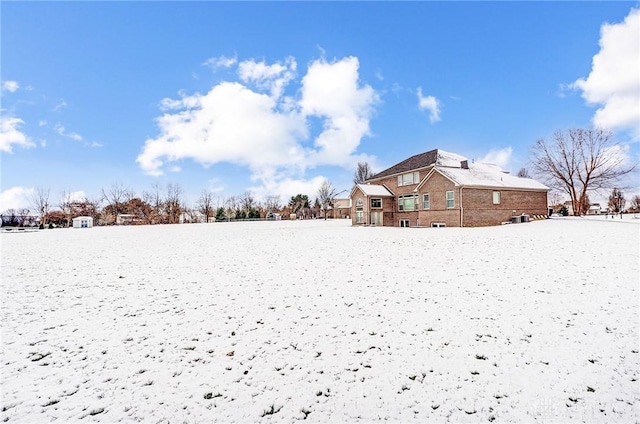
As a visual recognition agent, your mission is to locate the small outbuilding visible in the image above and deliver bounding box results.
[72,216,93,228]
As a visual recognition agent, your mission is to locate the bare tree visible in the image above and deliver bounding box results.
[30,186,51,228]
[224,196,237,221]
[530,128,637,216]
[517,168,530,178]
[630,195,640,213]
[239,191,255,213]
[101,182,131,224]
[317,179,337,220]
[1,209,18,227]
[264,194,281,213]
[59,190,74,228]
[142,183,164,224]
[164,183,183,224]
[608,188,626,213]
[354,162,375,184]
[196,190,215,223]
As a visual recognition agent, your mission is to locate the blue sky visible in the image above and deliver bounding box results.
[1,2,639,210]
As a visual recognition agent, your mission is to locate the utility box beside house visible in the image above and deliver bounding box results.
[72,216,93,228]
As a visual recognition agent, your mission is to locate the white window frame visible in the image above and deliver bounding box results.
[446,191,455,209]
[370,198,382,209]
[398,195,418,211]
[356,198,364,207]
[355,209,364,223]
[492,191,501,205]
[397,171,420,187]
[399,219,410,228]
[422,194,430,210]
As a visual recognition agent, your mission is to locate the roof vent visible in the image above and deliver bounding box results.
[461,160,469,169]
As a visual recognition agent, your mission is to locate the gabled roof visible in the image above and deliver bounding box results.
[426,162,549,191]
[351,184,395,197]
[368,149,467,180]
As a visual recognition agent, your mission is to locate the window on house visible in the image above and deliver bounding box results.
[493,191,501,205]
[399,219,410,227]
[370,198,382,208]
[355,208,364,223]
[356,198,364,207]
[446,191,454,208]
[423,194,430,209]
[397,171,420,186]
[398,195,418,211]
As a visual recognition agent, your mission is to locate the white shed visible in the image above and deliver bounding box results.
[72,216,94,228]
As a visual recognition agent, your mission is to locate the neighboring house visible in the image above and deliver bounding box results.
[72,216,93,228]
[587,203,602,215]
[350,149,549,227]
[266,211,281,220]
[329,198,351,219]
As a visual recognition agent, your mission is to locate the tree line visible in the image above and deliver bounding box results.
[1,179,347,228]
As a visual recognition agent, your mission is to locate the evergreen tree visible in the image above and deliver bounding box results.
[215,207,226,221]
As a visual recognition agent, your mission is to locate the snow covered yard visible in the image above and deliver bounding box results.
[1,218,638,423]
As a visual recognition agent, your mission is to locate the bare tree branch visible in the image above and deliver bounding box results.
[530,128,637,215]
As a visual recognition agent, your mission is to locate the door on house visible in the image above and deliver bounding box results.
[399,219,410,227]
[370,211,383,226]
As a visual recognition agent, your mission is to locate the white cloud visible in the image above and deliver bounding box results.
[137,56,379,195]
[572,8,640,137]
[0,116,34,153]
[207,178,225,194]
[417,87,441,123]
[38,120,47,127]
[53,100,67,111]
[2,81,19,93]
[238,57,296,98]
[0,186,34,211]
[300,56,379,167]
[202,54,238,71]
[54,123,82,141]
[249,175,327,202]
[479,147,513,169]
[68,191,86,202]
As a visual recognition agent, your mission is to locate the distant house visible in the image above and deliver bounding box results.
[329,198,351,219]
[587,203,602,215]
[350,149,550,227]
[266,211,282,221]
[72,216,93,228]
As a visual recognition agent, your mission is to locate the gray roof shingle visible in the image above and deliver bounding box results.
[367,149,439,180]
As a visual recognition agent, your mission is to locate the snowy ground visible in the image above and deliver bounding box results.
[1,217,638,423]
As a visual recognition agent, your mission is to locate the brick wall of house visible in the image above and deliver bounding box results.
[461,189,548,226]
[417,210,462,227]
[415,171,462,227]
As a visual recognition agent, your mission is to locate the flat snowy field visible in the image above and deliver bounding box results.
[1,217,638,423]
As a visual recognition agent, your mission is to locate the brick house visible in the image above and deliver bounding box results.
[329,198,351,219]
[350,149,549,227]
